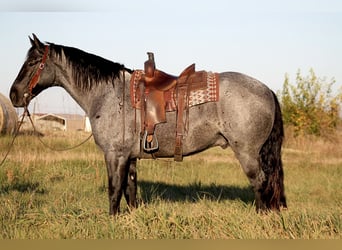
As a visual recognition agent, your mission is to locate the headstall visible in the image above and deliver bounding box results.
[27,45,49,95]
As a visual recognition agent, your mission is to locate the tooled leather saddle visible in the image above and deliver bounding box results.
[130,52,219,161]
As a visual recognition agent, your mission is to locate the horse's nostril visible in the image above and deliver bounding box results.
[9,88,19,106]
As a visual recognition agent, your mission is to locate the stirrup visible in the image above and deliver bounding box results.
[142,131,159,152]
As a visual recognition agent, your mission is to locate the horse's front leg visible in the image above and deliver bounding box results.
[104,150,129,215]
[124,159,138,210]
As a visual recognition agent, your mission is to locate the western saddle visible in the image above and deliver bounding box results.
[133,52,207,161]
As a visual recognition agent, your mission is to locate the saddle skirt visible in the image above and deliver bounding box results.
[130,70,220,111]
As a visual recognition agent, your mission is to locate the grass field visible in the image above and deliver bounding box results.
[0,129,341,239]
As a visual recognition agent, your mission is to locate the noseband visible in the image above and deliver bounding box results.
[27,45,49,95]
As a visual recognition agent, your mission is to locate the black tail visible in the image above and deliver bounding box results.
[258,91,287,210]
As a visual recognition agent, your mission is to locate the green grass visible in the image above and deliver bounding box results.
[0,132,341,239]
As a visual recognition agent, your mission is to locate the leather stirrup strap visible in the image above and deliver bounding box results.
[174,82,189,162]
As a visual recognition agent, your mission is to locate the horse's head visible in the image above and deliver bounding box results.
[10,34,55,107]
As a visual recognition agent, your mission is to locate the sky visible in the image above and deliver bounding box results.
[0,0,341,115]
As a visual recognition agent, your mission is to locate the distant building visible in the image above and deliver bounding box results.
[36,113,66,131]
[19,113,89,132]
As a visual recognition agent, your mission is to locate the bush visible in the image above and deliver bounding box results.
[278,69,342,137]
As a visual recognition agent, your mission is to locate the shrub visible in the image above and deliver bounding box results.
[278,69,342,137]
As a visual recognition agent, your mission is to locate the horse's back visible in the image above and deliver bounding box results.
[219,72,275,102]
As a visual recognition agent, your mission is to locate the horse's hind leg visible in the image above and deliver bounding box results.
[234,142,286,212]
[123,159,138,210]
[233,149,268,210]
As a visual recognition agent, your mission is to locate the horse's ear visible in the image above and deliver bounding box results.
[29,33,45,50]
[29,35,34,46]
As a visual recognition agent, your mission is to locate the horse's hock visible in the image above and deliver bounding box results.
[0,92,18,135]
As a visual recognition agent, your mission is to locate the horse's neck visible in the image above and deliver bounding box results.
[55,65,127,118]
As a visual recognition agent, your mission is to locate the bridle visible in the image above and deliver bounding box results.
[26,45,49,97]
[21,44,94,152]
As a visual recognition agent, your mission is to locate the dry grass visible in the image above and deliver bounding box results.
[0,127,341,239]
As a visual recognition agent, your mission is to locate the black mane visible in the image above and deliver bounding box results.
[48,43,129,90]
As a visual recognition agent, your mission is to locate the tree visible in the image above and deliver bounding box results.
[278,69,342,137]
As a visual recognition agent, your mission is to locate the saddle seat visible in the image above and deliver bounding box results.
[143,61,195,91]
[144,69,177,90]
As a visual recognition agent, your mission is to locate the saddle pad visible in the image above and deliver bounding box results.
[130,70,219,111]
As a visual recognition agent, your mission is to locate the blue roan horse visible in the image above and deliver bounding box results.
[10,34,287,215]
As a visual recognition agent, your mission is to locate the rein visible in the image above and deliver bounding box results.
[0,107,93,166]
[0,45,93,166]
[0,106,28,166]
[25,110,93,151]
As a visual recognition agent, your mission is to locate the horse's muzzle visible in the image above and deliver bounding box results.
[9,85,26,107]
